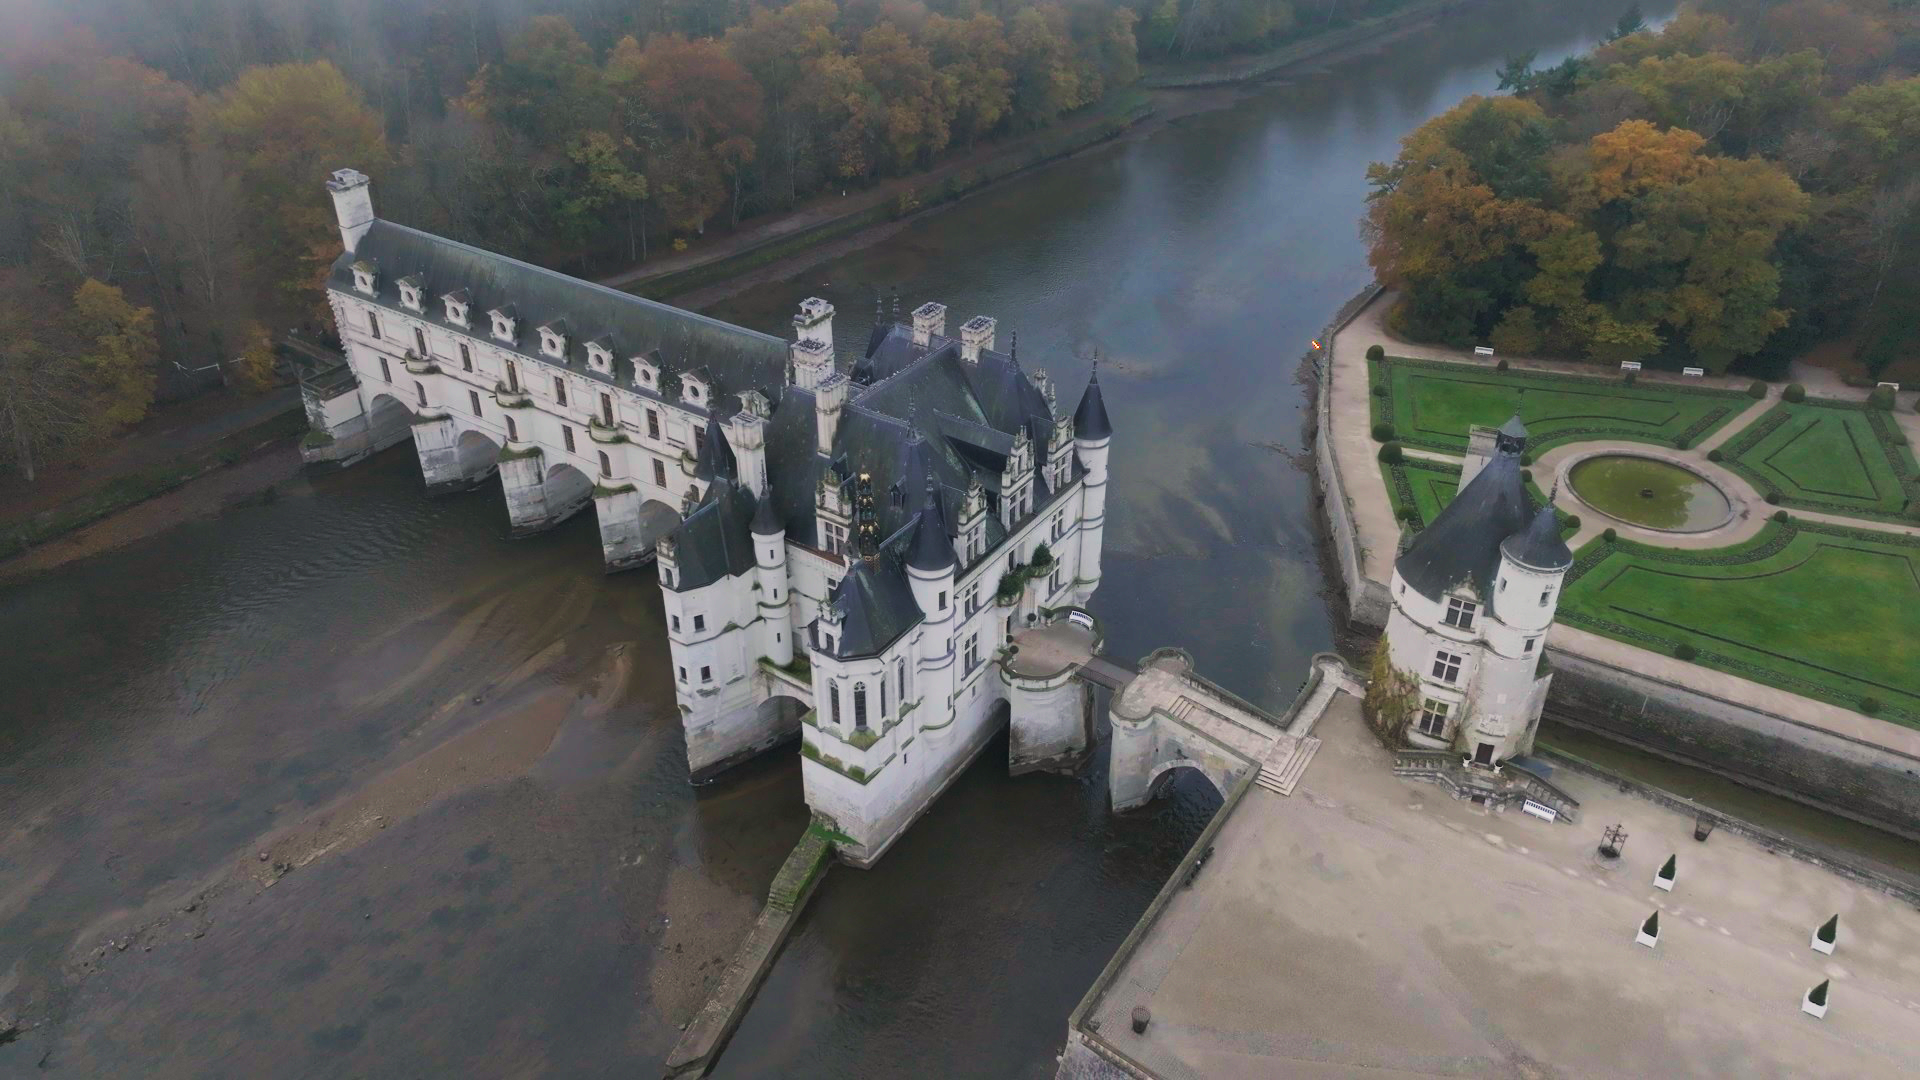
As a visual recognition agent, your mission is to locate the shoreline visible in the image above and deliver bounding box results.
[627,0,1481,311]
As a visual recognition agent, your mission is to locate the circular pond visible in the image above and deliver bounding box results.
[1568,455,1734,533]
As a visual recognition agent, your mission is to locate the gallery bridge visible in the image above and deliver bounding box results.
[1003,616,1334,810]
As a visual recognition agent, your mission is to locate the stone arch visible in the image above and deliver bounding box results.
[365,392,414,451]
[455,427,501,479]
[1142,756,1234,805]
[755,692,811,733]
[544,460,596,521]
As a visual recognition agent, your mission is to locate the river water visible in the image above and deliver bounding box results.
[17,2,1911,1077]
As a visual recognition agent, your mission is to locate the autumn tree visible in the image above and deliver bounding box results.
[200,61,387,320]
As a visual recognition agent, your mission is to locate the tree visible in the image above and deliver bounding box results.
[460,16,609,147]
[1362,637,1421,747]
[611,33,762,236]
[200,61,387,319]
[71,280,160,430]
[924,14,1014,149]
[1608,3,1646,43]
[856,23,953,173]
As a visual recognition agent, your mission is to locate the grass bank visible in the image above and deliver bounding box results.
[0,407,306,561]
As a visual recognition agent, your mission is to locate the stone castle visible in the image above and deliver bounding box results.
[305,169,1111,864]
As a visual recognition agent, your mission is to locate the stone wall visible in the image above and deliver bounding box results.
[1311,285,1391,628]
[1544,649,1920,841]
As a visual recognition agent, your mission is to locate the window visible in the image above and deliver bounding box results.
[1524,637,1537,654]
[1431,649,1463,685]
[600,393,614,427]
[563,426,576,453]
[414,327,428,357]
[469,390,482,416]
[897,658,906,700]
[693,614,705,632]
[1444,597,1478,630]
[415,381,427,408]
[504,360,519,392]
[1539,587,1553,607]
[1417,699,1450,737]
[677,666,686,682]
[830,680,841,725]
[823,522,847,556]
[660,569,672,587]
[554,376,568,407]
[368,310,381,339]
[964,586,979,617]
[599,451,612,478]
[460,343,472,371]
[964,633,980,672]
[853,683,868,730]
[671,615,681,632]
[378,356,392,383]
[700,665,712,683]
[937,590,947,611]
[879,680,888,718]
[653,459,667,487]
[647,409,660,439]
[505,416,518,442]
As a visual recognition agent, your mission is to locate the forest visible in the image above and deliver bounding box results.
[1365,0,1920,376]
[0,0,1415,481]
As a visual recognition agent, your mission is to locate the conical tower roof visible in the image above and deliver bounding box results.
[1396,448,1530,603]
[1074,368,1112,440]
[906,480,956,572]
[693,413,737,483]
[1501,503,1572,572]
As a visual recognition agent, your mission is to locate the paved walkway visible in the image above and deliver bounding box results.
[1075,694,1920,1079]
[1327,291,1920,760]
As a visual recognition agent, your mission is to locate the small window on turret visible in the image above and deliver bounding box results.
[1444,597,1478,630]
[1539,588,1552,607]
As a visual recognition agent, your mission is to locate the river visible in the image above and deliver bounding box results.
[14,1,1909,1077]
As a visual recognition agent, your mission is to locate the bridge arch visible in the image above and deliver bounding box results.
[1141,756,1236,806]
[455,427,501,478]
[365,391,414,450]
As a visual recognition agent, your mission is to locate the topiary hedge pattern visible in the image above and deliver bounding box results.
[1784,383,1806,403]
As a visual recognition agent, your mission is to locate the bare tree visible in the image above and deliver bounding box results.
[131,142,247,374]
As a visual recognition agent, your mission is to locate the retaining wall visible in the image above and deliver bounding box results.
[1310,284,1391,627]
[1544,650,1920,841]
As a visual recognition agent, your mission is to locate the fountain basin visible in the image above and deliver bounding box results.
[1567,454,1734,533]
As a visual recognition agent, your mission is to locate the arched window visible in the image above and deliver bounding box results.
[413,327,427,356]
[415,381,427,408]
[829,680,841,725]
[853,682,868,730]
[896,658,906,700]
[599,451,612,478]
[879,679,888,718]
[505,416,518,442]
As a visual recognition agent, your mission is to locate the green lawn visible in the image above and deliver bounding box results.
[1718,400,1919,524]
[1369,356,1748,455]
[1558,520,1920,726]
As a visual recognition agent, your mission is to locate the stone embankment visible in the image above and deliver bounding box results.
[663,827,834,1077]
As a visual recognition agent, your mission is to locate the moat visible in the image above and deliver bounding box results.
[7,1,1915,1076]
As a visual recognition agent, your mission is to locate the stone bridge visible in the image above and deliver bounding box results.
[1005,617,1340,810]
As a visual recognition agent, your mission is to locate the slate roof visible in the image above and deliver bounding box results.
[666,478,761,592]
[329,220,788,408]
[824,551,925,658]
[1397,449,1532,604]
[1074,369,1112,440]
[1501,505,1573,573]
[906,480,957,572]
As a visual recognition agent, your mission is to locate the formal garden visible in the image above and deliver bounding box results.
[1716,398,1920,524]
[1360,350,1920,724]
[1556,520,1920,729]
[1367,355,1751,455]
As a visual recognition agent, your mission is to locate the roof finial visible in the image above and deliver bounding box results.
[891,287,899,317]
[1010,330,1017,360]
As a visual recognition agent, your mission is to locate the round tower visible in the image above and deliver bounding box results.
[1072,368,1113,606]
[752,493,792,667]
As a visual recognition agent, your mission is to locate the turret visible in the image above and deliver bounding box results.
[906,478,958,621]
[1072,367,1112,603]
[327,169,374,255]
[752,493,793,666]
[1496,502,1574,634]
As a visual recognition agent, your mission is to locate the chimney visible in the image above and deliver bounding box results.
[911,302,946,348]
[327,168,375,254]
[794,297,835,352]
[960,316,996,364]
[815,373,848,454]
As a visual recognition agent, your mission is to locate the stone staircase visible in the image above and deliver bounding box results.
[1256,736,1321,796]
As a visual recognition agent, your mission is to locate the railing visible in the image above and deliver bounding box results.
[1504,760,1582,821]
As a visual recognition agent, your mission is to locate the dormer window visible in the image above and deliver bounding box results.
[1444,597,1478,630]
[632,356,658,390]
[397,277,423,312]
[682,376,706,405]
[351,261,377,295]
[490,309,516,344]
[538,326,566,359]
[586,340,613,375]
[443,291,470,328]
